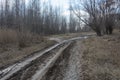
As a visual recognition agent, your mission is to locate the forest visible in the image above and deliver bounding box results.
[0,0,82,35]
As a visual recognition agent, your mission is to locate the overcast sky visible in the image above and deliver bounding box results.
[42,0,70,16]
[48,0,87,16]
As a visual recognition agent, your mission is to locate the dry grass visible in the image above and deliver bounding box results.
[80,30,120,80]
[0,29,18,44]
[0,40,55,68]
[0,29,43,48]
[0,28,55,68]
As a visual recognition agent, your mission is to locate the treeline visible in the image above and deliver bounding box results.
[0,0,81,35]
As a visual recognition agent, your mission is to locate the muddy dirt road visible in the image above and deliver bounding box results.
[42,41,81,80]
[0,36,88,80]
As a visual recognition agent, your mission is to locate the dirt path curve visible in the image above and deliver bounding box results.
[49,38,62,42]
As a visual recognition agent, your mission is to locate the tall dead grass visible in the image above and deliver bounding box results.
[81,35,120,80]
[0,29,43,48]
[0,29,18,44]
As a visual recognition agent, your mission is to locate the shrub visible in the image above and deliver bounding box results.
[0,29,18,44]
[0,28,43,48]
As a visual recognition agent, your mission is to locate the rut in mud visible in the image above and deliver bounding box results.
[3,43,70,80]
[42,41,81,80]
[0,36,89,80]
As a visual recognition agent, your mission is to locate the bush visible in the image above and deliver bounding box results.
[0,29,18,44]
[0,28,43,48]
[18,31,33,48]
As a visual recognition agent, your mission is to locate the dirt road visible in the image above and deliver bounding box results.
[42,41,82,80]
[0,36,88,80]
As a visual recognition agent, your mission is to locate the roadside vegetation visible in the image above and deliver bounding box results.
[80,30,120,80]
[0,29,44,48]
[0,28,56,68]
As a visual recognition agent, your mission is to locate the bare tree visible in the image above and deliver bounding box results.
[0,0,69,35]
[71,0,118,36]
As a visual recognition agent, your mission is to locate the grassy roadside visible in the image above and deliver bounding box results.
[80,30,120,80]
[0,29,56,68]
[0,40,55,68]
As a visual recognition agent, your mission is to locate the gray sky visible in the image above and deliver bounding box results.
[42,0,70,16]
